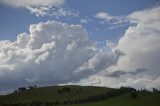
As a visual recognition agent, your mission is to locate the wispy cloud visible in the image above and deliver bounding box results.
[94,12,130,30]
[80,19,89,24]
[0,0,79,18]
[0,0,65,7]
[95,12,114,21]
[26,6,79,18]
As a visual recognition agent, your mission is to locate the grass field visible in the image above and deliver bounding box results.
[68,93,160,106]
[0,85,159,106]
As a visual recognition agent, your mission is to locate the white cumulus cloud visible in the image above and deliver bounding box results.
[0,21,96,90]
[114,6,160,75]
[72,6,160,90]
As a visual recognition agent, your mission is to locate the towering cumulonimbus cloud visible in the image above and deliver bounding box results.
[114,6,160,75]
[0,21,97,90]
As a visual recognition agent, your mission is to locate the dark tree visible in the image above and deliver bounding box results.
[18,87,26,92]
[153,88,158,93]
[130,92,138,99]
[14,90,18,93]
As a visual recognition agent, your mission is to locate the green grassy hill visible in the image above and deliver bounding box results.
[0,85,160,106]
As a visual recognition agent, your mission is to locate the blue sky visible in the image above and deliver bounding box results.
[0,0,158,41]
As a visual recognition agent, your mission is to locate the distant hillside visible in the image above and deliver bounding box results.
[0,85,160,106]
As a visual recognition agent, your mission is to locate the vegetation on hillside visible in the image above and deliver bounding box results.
[0,85,160,106]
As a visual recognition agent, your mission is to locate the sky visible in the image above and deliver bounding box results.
[0,0,160,93]
[0,0,158,41]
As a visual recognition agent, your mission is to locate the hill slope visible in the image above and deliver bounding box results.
[0,85,160,106]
